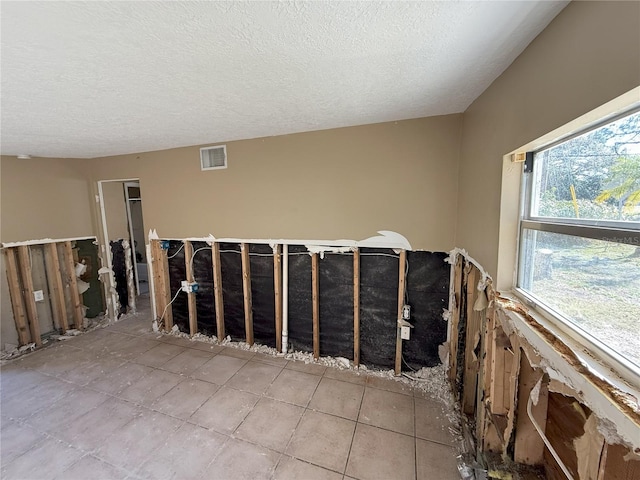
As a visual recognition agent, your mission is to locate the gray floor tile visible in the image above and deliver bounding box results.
[266,368,321,407]
[189,386,259,434]
[235,397,304,452]
[56,454,129,480]
[132,342,185,367]
[273,456,343,480]
[0,420,45,466]
[191,354,247,385]
[58,354,128,386]
[88,361,153,394]
[25,387,109,433]
[323,368,367,385]
[96,409,182,470]
[159,348,214,375]
[345,423,415,480]
[308,377,364,421]
[218,346,256,360]
[1,376,77,420]
[187,341,224,354]
[152,378,219,419]
[226,361,283,395]
[286,410,355,473]
[285,360,327,376]
[253,352,289,367]
[1,436,83,480]
[365,375,413,395]
[358,386,414,435]
[136,422,227,479]
[56,398,142,451]
[119,368,183,406]
[202,438,279,480]
[416,438,459,480]
[415,396,457,446]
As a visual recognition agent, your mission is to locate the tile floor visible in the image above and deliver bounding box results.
[1,298,459,480]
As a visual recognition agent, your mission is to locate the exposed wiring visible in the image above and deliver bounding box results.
[167,243,185,259]
[158,288,182,326]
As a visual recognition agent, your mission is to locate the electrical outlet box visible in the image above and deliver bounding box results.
[401,325,411,340]
[402,304,411,320]
[181,281,198,293]
[160,240,170,250]
[33,290,44,302]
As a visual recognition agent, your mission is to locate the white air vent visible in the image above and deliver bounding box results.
[200,145,227,171]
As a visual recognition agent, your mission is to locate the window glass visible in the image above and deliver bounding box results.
[531,112,640,224]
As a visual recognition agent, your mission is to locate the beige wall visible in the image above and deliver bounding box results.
[1,155,95,346]
[89,115,463,252]
[456,1,640,286]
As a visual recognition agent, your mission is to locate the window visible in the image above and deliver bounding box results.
[517,110,640,375]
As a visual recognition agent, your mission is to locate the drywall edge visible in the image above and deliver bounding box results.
[1,236,98,248]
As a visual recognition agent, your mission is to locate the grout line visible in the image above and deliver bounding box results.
[414,396,418,480]
[342,381,367,476]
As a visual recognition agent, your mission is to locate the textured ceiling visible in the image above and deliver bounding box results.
[1,1,567,159]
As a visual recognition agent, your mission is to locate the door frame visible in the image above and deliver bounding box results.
[97,178,141,320]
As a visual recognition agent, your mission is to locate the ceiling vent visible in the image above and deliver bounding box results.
[200,145,227,171]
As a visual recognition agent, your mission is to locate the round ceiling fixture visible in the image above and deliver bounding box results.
[17,154,32,159]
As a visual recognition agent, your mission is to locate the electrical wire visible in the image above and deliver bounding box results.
[167,243,185,259]
[158,288,182,326]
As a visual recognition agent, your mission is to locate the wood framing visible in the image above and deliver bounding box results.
[353,248,360,367]
[394,249,406,376]
[448,256,464,382]
[4,248,31,345]
[241,243,254,345]
[462,266,480,414]
[273,244,283,352]
[184,240,198,336]
[211,242,225,341]
[44,243,69,333]
[312,252,320,359]
[16,246,42,346]
[63,241,84,329]
[514,353,548,464]
[151,240,173,330]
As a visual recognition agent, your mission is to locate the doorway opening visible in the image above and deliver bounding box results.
[97,179,147,319]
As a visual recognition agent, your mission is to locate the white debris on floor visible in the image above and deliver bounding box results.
[159,327,458,412]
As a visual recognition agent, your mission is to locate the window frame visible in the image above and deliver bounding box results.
[515,107,640,387]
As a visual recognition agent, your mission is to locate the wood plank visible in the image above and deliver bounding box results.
[490,327,509,415]
[17,246,42,346]
[159,241,173,330]
[4,248,31,345]
[44,243,69,333]
[184,241,198,336]
[212,242,225,341]
[394,249,407,376]
[353,248,360,367]
[241,243,254,345]
[462,266,479,414]
[514,353,548,465]
[312,252,320,359]
[150,241,165,325]
[274,244,282,352]
[448,256,463,382]
[63,241,84,329]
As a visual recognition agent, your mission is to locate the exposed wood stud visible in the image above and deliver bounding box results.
[353,248,360,367]
[312,252,320,359]
[184,240,198,336]
[241,243,254,345]
[44,243,69,333]
[159,242,173,330]
[394,249,407,376]
[17,246,42,346]
[448,256,463,382]
[63,241,84,329]
[4,248,31,345]
[274,244,283,352]
[462,266,480,415]
[151,241,165,325]
[211,242,225,342]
